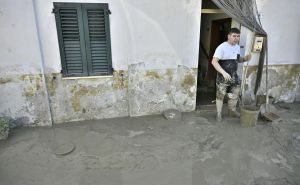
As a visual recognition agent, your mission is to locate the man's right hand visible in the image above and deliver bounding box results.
[211,57,232,82]
[222,71,232,81]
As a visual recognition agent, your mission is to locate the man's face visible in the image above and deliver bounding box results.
[228,33,240,45]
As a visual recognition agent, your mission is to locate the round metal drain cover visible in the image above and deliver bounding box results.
[53,143,75,156]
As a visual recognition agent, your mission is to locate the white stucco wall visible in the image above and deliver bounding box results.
[0,0,52,126]
[0,0,43,75]
[34,0,201,72]
[257,0,300,65]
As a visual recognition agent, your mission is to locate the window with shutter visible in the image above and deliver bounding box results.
[53,3,112,77]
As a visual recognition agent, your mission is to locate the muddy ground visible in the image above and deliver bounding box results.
[0,103,300,185]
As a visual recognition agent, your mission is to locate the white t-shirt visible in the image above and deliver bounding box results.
[213,42,240,60]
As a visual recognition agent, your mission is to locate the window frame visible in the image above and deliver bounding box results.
[53,2,113,77]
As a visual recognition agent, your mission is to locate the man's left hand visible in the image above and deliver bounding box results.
[244,54,252,62]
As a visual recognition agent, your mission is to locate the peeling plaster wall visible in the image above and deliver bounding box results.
[0,75,51,127]
[129,65,197,116]
[47,65,198,123]
[46,71,129,123]
[242,65,300,104]
[0,0,51,126]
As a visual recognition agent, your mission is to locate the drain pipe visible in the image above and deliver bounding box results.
[32,0,54,125]
[265,36,269,112]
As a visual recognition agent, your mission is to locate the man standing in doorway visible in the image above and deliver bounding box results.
[211,28,251,122]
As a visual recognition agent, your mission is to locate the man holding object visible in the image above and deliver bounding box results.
[211,28,251,122]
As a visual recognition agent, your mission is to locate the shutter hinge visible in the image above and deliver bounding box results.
[52,8,58,14]
[106,9,112,15]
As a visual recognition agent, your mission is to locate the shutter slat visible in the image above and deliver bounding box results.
[67,63,84,67]
[64,48,81,51]
[65,51,81,54]
[89,28,105,31]
[64,44,81,48]
[92,57,108,60]
[92,54,107,57]
[90,46,107,49]
[66,65,83,68]
[67,67,83,71]
[91,51,107,54]
[65,57,82,61]
[61,28,79,31]
[89,30,105,33]
[88,17,105,20]
[90,44,106,46]
[93,64,108,66]
[67,70,83,73]
[91,57,107,59]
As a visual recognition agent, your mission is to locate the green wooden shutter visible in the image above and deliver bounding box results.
[82,4,113,76]
[54,3,88,77]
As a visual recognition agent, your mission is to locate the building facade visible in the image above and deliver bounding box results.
[0,0,299,126]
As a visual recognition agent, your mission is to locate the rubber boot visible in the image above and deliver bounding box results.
[216,99,223,122]
[228,98,240,118]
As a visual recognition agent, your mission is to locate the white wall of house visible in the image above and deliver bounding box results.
[0,0,51,126]
[0,0,43,75]
[255,0,300,65]
[34,0,201,72]
[0,0,202,125]
[1,0,299,126]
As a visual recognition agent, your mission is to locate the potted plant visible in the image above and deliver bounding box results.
[0,118,9,140]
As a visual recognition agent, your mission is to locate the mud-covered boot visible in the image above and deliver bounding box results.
[216,112,222,122]
[228,98,240,118]
[216,99,223,122]
[228,109,240,117]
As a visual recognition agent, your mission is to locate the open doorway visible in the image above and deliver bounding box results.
[196,0,233,107]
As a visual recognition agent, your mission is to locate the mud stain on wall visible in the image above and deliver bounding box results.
[0,74,51,126]
[0,78,12,84]
[181,73,196,97]
[46,73,59,96]
[43,71,129,123]
[243,64,300,103]
[112,70,128,90]
[20,75,43,97]
[145,71,161,79]
[165,69,174,81]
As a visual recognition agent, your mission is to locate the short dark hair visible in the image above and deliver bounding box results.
[228,28,240,35]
